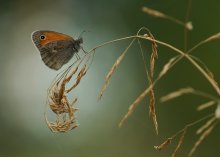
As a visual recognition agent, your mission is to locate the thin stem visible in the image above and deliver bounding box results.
[89,36,137,52]
[80,34,220,97]
[185,55,220,96]
[184,0,192,51]
[170,114,214,139]
[187,40,206,54]
[137,39,150,81]
[191,89,220,101]
[141,36,220,96]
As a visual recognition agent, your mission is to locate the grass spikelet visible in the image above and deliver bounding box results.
[189,55,219,86]
[155,114,214,157]
[98,38,136,100]
[196,117,216,134]
[66,65,87,93]
[204,32,220,43]
[118,85,152,128]
[149,84,158,134]
[158,56,180,78]
[160,87,194,102]
[142,7,193,30]
[188,32,220,54]
[189,123,217,156]
[137,32,158,134]
[148,76,158,134]
[171,129,187,157]
[142,6,166,18]
[149,32,158,77]
[215,104,220,119]
[197,101,215,111]
[154,138,172,151]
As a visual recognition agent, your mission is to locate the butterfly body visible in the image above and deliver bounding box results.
[32,30,83,70]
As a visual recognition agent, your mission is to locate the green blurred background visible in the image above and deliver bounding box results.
[0,0,219,157]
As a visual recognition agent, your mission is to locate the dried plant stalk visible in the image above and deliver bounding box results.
[171,129,187,157]
[154,138,172,151]
[188,32,220,54]
[155,114,214,156]
[98,38,136,100]
[189,123,216,156]
[137,33,159,134]
[142,7,166,18]
[197,101,215,111]
[140,32,220,96]
[215,104,220,119]
[66,65,87,93]
[160,87,194,102]
[204,32,220,43]
[196,117,216,134]
[118,84,153,128]
[142,7,193,30]
[189,55,219,86]
[148,76,158,134]
[149,32,158,77]
[158,56,180,78]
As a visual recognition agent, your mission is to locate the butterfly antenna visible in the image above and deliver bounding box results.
[78,30,90,54]
[78,30,89,39]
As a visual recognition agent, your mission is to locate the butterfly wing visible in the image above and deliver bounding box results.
[39,40,75,70]
[32,30,82,70]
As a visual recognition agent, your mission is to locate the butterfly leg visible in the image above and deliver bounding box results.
[75,53,80,60]
[81,46,88,54]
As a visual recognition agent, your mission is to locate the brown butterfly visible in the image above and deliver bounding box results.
[32,30,83,70]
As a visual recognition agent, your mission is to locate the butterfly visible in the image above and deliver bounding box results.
[31,30,83,70]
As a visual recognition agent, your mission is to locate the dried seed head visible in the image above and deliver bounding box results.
[197,101,215,111]
[189,124,216,156]
[98,39,136,100]
[142,7,165,18]
[196,117,216,135]
[215,104,220,119]
[154,138,172,151]
[160,87,194,102]
[205,32,220,42]
[185,21,193,30]
[45,53,92,133]
[172,130,187,157]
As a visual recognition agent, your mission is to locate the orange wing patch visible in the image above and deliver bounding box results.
[40,32,73,47]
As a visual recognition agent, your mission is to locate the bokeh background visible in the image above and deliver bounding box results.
[0,0,219,157]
